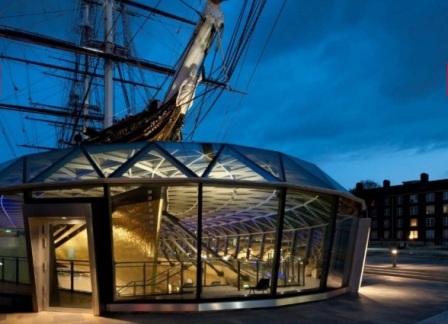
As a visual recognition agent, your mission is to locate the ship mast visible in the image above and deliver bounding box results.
[104,0,115,128]
[0,0,267,148]
[164,0,224,106]
[82,1,92,132]
[156,0,225,140]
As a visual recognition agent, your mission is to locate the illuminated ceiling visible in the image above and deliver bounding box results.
[0,142,359,229]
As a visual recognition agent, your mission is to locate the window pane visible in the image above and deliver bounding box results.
[426,193,435,202]
[202,185,279,299]
[284,190,332,294]
[327,207,356,288]
[111,185,198,300]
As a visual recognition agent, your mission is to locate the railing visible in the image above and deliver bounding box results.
[0,256,30,285]
[236,257,305,289]
[55,259,92,293]
[115,260,195,297]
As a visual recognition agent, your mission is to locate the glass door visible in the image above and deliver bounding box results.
[46,218,92,309]
[25,204,98,314]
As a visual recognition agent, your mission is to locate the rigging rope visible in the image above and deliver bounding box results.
[0,116,17,158]
[178,0,201,17]
[187,0,267,139]
[220,0,287,141]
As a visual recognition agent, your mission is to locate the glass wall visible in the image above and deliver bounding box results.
[201,185,279,299]
[111,184,198,300]
[326,197,362,289]
[0,194,28,285]
[326,215,354,288]
[0,142,368,311]
[109,184,362,301]
[0,229,29,284]
[278,189,332,294]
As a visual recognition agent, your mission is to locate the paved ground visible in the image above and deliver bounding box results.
[1,249,447,323]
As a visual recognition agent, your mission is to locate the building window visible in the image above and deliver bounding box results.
[426,192,435,202]
[372,220,378,228]
[426,230,435,240]
[384,219,390,228]
[444,192,448,201]
[396,219,403,228]
[371,231,378,239]
[426,218,435,227]
[384,231,390,239]
[410,218,418,227]
[384,208,390,217]
[410,194,418,203]
[384,197,390,206]
[397,230,403,239]
[426,205,435,215]
[444,205,448,214]
[409,230,418,239]
[396,195,403,205]
[444,217,448,226]
[370,199,377,208]
[397,207,403,216]
[370,209,378,217]
[410,206,418,215]
[443,229,448,239]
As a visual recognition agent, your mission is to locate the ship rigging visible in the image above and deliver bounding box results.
[0,0,282,159]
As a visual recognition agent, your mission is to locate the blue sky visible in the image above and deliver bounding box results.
[1,0,448,190]
[192,0,448,189]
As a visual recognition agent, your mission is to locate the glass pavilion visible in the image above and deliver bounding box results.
[0,141,369,315]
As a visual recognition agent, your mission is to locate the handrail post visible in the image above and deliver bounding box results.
[15,257,19,284]
[1,257,4,281]
[180,261,184,290]
[256,260,259,283]
[237,261,241,291]
[167,269,169,293]
[70,261,74,292]
[143,262,146,296]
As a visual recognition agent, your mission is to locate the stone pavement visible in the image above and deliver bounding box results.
[1,251,447,323]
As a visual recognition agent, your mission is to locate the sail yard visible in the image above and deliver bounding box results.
[0,0,276,160]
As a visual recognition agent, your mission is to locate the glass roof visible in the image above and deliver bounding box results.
[0,142,348,192]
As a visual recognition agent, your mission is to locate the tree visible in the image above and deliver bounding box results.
[358,180,381,189]
[349,179,381,193]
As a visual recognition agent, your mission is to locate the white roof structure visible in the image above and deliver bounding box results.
[0,142,362,229]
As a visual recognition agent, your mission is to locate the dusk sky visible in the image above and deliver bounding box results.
[192,0,448,189]
[1,0,448,190]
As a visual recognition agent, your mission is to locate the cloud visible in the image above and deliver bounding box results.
[2,0,448,190]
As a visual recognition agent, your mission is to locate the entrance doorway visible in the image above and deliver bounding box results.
[24,204,98,314]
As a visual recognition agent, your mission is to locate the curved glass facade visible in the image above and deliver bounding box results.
[0,142,368,314]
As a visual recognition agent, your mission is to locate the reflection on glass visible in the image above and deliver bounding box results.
[112,185,198,300]
[327,215,354,288]
[201,186,278,299]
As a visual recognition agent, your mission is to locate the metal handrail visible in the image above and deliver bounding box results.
[115,261,189,296]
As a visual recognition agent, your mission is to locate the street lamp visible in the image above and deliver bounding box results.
[391,248,398,267]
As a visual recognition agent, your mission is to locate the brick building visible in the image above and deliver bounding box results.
[353,173,448,246]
